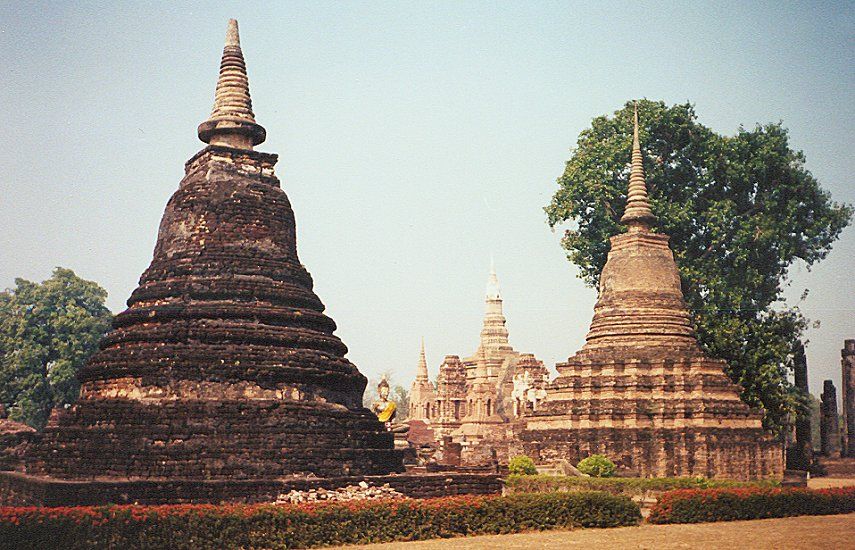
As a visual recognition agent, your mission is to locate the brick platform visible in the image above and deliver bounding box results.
[0,471,502,507]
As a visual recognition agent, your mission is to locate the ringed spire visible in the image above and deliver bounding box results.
[197,19,266,149]
[619,102,657,231]
[416,338,430,380]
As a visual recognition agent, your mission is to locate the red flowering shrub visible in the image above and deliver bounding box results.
[649,486,855,524]
[0,492,640,549]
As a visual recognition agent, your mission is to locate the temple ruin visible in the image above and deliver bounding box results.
[788,341,813,470]
[842,339,855,457]
[0,20,414,505]
[820,380,841,457]
[408,268,549,461]
[511,105,783,480]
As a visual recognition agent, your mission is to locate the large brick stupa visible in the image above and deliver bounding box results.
[514,106,783,480]
[3,20,402,498]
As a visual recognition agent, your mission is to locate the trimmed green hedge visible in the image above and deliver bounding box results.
[505,475,780,496]
[506,475,779,494]
[649,486,855,524]
[0,492,641,549]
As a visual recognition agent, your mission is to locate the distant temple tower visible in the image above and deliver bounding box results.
[408,339,437,420]
[408,267,548,461]
[514,105,782,480]
[842,339,855,457]
[2,20,401,505]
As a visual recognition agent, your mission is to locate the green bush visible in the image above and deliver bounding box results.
[649,486,855,524]
[0,492,641,549]
[508,455,538,475]
[577,455,616,477]
[505,475,779,496]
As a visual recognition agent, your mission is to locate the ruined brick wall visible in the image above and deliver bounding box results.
[512,426,783,481]
[843,340,855,457]
[0,422,34,473]
[0,471,502,507]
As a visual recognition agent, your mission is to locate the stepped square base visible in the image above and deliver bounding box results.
[21,398,403,480]
[514,426,783,480]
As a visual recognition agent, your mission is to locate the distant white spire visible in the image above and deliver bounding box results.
[485,260,501,301]
[479,263,510,352]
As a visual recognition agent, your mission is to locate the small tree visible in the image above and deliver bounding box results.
[508,455,538,475]
[0,268,112,429]
[577,455,616,478]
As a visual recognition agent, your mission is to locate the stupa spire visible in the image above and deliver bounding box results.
[620,102,657,231]
[198,19,266,149]
[416,338,429,380]
[479,264,510,352]
[486,261,501,301]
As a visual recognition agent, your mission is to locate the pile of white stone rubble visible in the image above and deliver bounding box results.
[275,481,407,504]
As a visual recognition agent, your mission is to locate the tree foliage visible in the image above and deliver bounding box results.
[545,100,852,434]
[0,268,112,429]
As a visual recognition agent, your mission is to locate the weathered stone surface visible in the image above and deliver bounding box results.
[512,106,782,480]
[275,482,406,504]
[842,339,855,457]
[0,407,35,473]
[788,341,813,470]
[820,380,841,457]
[3,20,402,499]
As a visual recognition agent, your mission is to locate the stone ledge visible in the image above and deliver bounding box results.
[0,471,502,507]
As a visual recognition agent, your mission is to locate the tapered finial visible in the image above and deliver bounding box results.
[486,263,501,301]
[417,338,429,380]
[225,18,240,46]
[197,19,266,149]
[620,102,657,231]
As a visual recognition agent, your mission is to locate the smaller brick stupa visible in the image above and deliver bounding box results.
[514,105,783,480]
[0,20,405,505]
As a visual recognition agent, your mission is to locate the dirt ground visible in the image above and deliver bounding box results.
[808,476,855,489]
[341,513,855,549]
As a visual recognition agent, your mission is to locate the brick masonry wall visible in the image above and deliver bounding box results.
[0,471,502,506]
[513,427,783,481]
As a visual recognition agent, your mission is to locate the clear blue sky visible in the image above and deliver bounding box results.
[1,1,852,400]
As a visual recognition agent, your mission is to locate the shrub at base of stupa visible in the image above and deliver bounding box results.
[577,455,616,477]
[504,475,779,496]
[508,455,538,476]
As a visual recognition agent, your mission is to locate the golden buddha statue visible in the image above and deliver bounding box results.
[371,378,409,434]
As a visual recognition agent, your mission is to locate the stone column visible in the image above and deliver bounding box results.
[842,340,855,457]
[789,342,812,469]
[820,380,841,457]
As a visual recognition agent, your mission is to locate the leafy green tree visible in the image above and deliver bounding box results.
[545,100,852,434]
[0,268,112,429]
